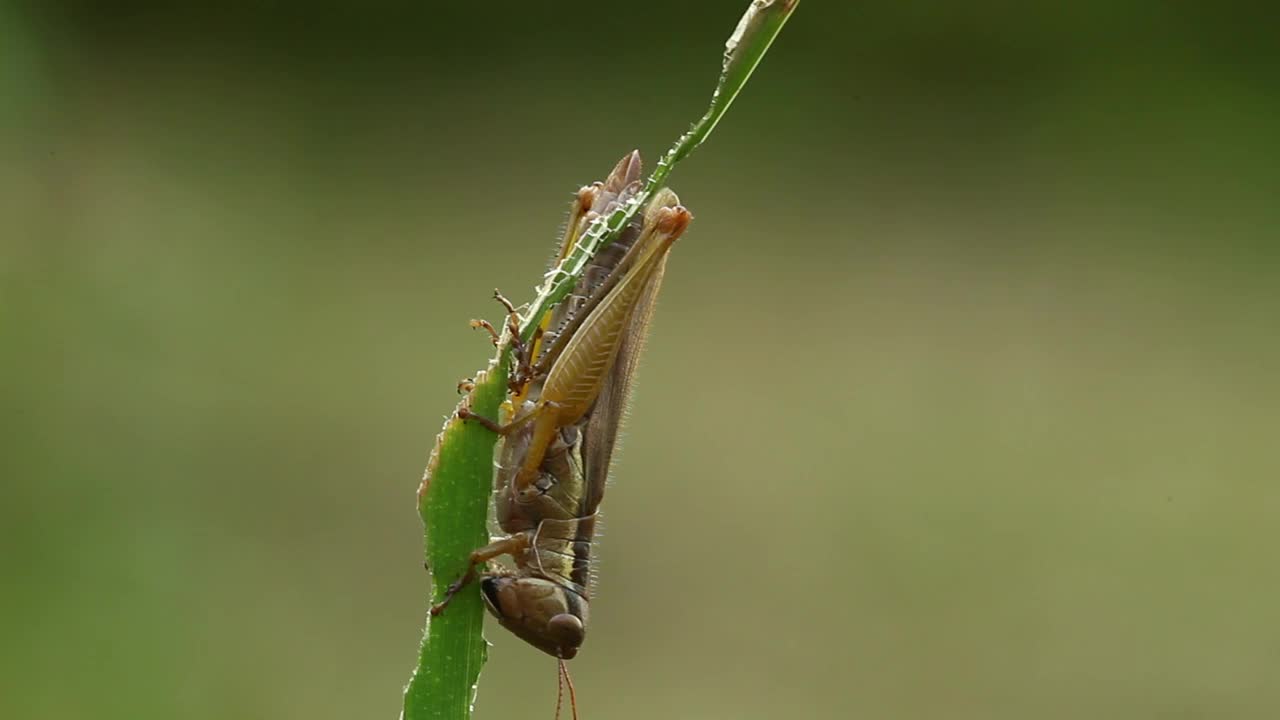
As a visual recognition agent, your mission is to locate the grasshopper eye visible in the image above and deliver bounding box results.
[479,577,512,618]
[547,613,584,656]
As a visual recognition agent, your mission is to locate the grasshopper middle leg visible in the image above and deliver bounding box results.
[456,398,555,437]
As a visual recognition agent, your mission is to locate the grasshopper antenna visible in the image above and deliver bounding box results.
[554,660,563,720]
[555,657,579,720]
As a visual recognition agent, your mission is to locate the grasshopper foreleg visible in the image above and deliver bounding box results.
[470,289,522,343]
[429,533,532,616]
[493,290,546,393]
[512,326,543,392]
[474,289,541,394]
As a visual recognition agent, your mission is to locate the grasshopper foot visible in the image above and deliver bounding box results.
[429,568,476,616]
[470,319,501,345]
[492,289,518,318]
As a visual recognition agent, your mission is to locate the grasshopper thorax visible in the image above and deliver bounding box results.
[480,576,590,659]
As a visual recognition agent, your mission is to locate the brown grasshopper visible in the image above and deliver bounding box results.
[431,152,690,672]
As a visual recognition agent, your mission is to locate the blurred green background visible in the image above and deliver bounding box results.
[3,1,1278,718]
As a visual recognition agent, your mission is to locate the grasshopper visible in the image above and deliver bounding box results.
[430,152,690,673]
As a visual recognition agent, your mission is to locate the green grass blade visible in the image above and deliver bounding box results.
[404,358,508,720]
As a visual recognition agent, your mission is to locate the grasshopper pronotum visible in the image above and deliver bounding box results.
[431,152,690,683]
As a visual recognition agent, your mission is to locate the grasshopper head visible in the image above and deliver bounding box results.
[480,576,589,659]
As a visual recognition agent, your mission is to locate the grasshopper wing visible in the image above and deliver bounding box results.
[578,194,690,512]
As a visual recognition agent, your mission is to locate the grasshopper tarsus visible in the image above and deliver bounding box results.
[469,319,501,345]
[429,573,471,616]
[492,288,518,316]
[430,589,460,616]
[492,290,522,342]
[428,597,446,616]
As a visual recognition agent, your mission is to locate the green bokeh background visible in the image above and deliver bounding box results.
[3,1,1278,718]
